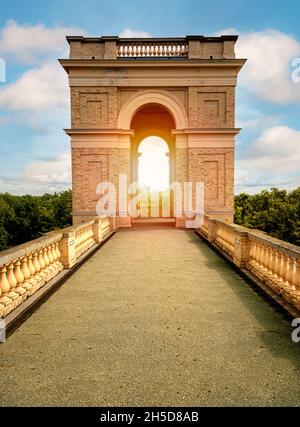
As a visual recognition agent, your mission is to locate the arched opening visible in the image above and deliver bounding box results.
[130,104,176,221]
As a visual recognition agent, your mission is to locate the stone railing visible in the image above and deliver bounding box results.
[74,221,96,258]
[198,216,300,312]
[0,217,115,319]
[117,38,189,58]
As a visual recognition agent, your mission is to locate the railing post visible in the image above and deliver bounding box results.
[207,217,217,243]
[59,229,76,269]
[233,229,250,268]
[187,35,202,59]
[109,216,117,231]
[103,36,118,59]
[92,218,102,244]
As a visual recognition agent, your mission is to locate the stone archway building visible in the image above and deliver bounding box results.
[60,35,245,227]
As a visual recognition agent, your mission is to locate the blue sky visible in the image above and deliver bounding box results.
[0,0,300,194]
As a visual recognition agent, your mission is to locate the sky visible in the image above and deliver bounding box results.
[0,0,300,195]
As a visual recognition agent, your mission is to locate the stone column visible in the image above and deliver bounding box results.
[117,133,132,227]
[173,132,188,228]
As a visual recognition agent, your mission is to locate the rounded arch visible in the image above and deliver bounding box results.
[118,90,188,129]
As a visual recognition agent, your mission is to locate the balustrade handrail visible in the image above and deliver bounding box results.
[211,217,300,257]
[0,217,114,320]
[0,231,63,266]
[117,39,189,58]
[198,215,300,314]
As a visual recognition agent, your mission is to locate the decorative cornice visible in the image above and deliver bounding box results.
[172,128,241,135]
[64,128,135,136]
[66,35,239,44]
[59,58,246,73]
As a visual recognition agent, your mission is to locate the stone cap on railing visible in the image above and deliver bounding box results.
[208,217,300,259]
[66,34,238,60]
[0,231,63,266]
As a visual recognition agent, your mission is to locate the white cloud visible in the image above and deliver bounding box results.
[22,150,71,185]
[119,28,151,38]
[236,126,300,193]
[0,21,83,120]
[0,20,84,63]
[0,151,71,195]
[219,28,300,104]
[0,61,68,112]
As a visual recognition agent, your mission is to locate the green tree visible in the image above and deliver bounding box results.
[234,187,300,246]
[0,190,72,251]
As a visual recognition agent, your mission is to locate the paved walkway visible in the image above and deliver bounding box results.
[1,225,300,406]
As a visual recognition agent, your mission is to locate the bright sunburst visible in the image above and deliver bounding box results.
[138,136,169,192]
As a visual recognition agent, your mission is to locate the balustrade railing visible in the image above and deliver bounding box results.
[214,221,235,257]
[198,216,300,312]
[247,234,300,302]
[75,221,96,258]
[117,39,188,58]
[0,217,114,319]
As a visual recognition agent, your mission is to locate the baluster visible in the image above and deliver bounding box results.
[7,263,17,290]
[55,240,63,271]
[265,247,272,276]
[252,241,259,267]
[32,251,42,285]
[50,242,57,266]
[81,229,85,251]
[81,229,85,253]
[272,249,279,277]
[47,244,55,274]
[292,259,300,290]
[20,256,32,290]
[286,256,295,287]
[256,243,263,270]
[14,259,25,289]
[27,254,38,288]
[261,245,268,272]
[43,246,51,279]
[280,254,289,285]
[6,262,19,301]
[76,231,81,256]
[0,265,11,305]
[248,241,254,267]
[38,249,47,279]
[275,250,283,281]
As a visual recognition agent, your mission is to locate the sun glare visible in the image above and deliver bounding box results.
[138,136,169,192]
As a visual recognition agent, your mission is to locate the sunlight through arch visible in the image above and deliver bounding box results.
[138,136,169,192]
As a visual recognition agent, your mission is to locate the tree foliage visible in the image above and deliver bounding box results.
[0,187,299,251]
[0,190,72,251]
[234,187,300,246]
